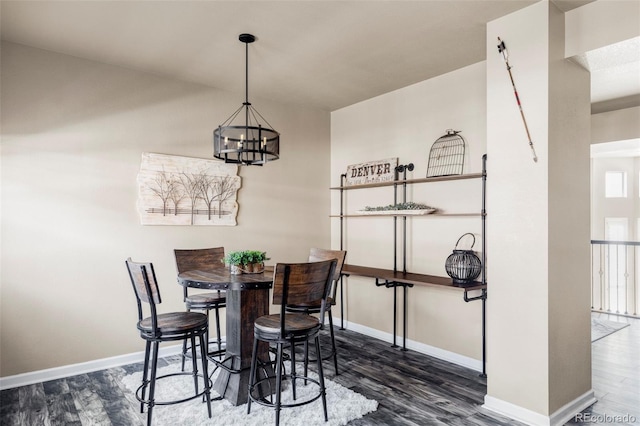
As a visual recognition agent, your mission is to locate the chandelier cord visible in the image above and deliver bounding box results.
[244,39,250,128]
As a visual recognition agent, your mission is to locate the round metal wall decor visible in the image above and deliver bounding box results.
[445,233,482,287]
[426,129,465,177]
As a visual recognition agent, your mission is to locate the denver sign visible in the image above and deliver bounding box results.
[345,157,398,186]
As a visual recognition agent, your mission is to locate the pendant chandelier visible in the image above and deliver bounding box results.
[213,33,280,166]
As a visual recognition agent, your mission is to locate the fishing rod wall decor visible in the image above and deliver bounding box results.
[497,37,539,163]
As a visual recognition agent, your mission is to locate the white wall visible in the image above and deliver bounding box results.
[565,0,640,57]
[485,1,592,423]
[0,42,331,377]
[589,107,640,317]
[331,62,486,362]
[591,106,640,144]
[591,157,640,239]
[590,106,640,239]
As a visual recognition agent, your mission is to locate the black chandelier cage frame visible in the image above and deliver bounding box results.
[213,33,280,166]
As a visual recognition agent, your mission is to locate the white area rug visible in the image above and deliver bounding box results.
[121,362,378,426]
[591,317,630,342]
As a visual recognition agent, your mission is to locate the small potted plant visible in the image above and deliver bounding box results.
[242,250,269,273]
[223,251,245,275]
[223,250,269,274]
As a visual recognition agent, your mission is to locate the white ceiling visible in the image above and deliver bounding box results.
[1,0,637,113]
[573,36,640,113]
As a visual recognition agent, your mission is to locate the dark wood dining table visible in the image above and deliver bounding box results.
[177,267,274,406]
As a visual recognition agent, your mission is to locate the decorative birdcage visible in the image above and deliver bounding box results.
[426,129,465,177]
[445,233,482,287]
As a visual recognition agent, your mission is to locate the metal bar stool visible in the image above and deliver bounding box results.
[174,248,227,369]
[285,248,346,375]
[247,259,337,426]
[125,258,212,426]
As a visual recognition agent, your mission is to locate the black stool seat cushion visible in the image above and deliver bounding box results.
[185,292,226,306]
[138,312,208,336]
[254,313,320,337]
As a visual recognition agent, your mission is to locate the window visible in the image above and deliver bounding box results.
[605,217,628,240]
[605,171,627,198]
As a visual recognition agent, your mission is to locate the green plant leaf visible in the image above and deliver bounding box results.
[363,201,433,211]
[223,250,269,265]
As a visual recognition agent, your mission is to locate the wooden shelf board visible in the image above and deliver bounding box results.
[330,172,483,190]
[341,264,486,291]
[330,213,481,218]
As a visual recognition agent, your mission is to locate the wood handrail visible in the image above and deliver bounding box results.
[591,240,640,246]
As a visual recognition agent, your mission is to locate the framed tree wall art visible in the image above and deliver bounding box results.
[137,152,241,226]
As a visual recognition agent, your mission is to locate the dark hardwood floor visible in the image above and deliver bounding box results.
[1,313,638,425]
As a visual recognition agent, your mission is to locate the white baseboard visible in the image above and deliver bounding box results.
[0,344,183,390]
[549,390,597,426]
[483,390,597,426]
[333,316,483,372]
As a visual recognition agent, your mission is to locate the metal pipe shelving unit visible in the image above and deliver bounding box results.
[332,155,488,377]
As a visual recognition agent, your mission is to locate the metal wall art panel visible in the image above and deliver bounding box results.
[137,152,241,226]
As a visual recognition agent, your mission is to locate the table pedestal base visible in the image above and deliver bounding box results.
[212,345,274,405]
[177,268,275,406]
[214,288,273,405]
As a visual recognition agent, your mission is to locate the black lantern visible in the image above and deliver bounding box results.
[445,233,482,287]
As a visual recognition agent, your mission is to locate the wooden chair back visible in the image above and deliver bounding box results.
[272,260,337,333]
[309,248,346,282]
[308,248,346,302]
[174,247,225,273]
[125,258,161,330]
[174,247,225,300]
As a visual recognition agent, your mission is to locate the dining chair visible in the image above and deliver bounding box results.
[285,248,346,375]
[125,258,212,426]
[247,259,337,426]
[174,247,226,370]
